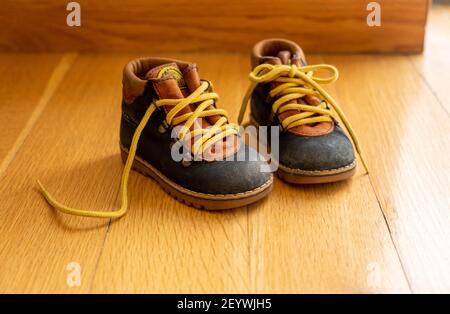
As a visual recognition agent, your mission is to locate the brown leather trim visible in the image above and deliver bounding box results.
[122,57,193,102]
[290,122,334,136]
[251,38,306,68]
[152,77,184,100]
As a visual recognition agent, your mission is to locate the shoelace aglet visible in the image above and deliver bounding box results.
[36,179,61,212]
[36,178,128,219]
[36,179,50,201]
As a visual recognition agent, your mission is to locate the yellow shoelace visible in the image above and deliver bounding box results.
[238,63,368,170]
[38,81,239,219]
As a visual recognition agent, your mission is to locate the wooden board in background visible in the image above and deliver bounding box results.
[411,4,450,113]
[0,0,428,53]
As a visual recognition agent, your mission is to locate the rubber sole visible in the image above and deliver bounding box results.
[120,148,273,210]
[277,162,357,184]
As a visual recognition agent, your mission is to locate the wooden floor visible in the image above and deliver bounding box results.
[0,5,449,294]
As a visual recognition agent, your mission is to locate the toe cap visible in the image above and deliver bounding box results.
[278,124,355,171]
[181,145,273,195]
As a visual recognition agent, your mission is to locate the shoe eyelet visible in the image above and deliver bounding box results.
[181,159,192,167]
[203,79,214,93]
[158,120,169,134]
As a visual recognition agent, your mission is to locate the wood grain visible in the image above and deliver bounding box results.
[248,176,411,293]
[323,54,450,292]
[0,54,125,293]
[0,54,64,166]
[0,50,447,293]
[0,0,428,53]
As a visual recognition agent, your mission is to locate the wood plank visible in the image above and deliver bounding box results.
[0,53,65,166]
[0,0,427,53]
[323,54,450,292]
[411,4,450,113]
[249,176,411,293]
[90,53,251,293]
[243,55,410,293]
[3,51,445,293]
[0,54,129,293]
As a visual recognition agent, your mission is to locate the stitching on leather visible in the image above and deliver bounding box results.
[120,144,273,200]
[122,112,137,126]
[278,160,356,176]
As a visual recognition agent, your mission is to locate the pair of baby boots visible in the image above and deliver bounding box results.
[39,38,363,217]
